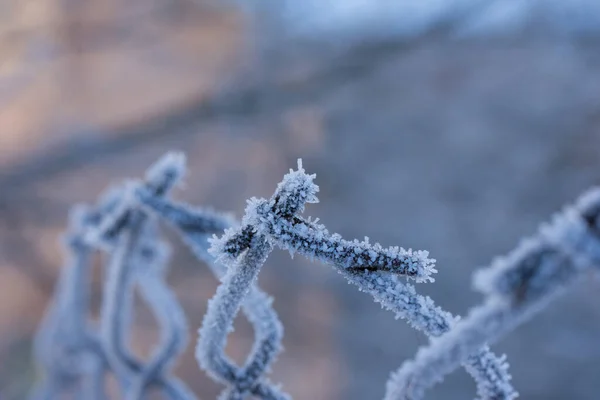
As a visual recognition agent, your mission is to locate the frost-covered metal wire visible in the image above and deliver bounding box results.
[157,159,514,400]
[36,152,600,400]
[83,153,196,400]
[31,153,197,399]
[31,151,289,400]
[211,160,438,281]
[31,204,107,400]
[222,160,515,400]
[388,187,600,400]
[134,176,289,400]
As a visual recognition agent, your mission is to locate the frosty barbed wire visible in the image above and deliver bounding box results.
[387,187,600,400]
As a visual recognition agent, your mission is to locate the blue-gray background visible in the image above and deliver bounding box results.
[1,1,600,398]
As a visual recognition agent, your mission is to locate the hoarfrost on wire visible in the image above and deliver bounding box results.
[30,152,600,400]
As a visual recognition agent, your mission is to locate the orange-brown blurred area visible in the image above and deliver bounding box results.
[0,0,244,157]
[3,1,600,399]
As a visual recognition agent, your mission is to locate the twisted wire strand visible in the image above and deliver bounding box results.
[134,178,289,399]
[124,221,192,400]
[386,188,600,399]
[30,153,526,400]
[30,205,108,400]
[84,153,196,399]
[140,158,513,399]
[31,152,197,400]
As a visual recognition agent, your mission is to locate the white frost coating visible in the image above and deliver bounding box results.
[136,177,289,400]
[386,299,514,400]
[31,205,101,400]
[84,152,186,249]
[340,269,454,335]
[539,188,600,267]
[464,347,514,400]
[252,199,437,281]
[134,186,236,235]
[84,182,137,249]
[214,160,437,282]
[87,154,194,399]
[199,233,289,399]
[30,153,200,400]
[126,221,193,400]
[269,159,320,216]
[390,187,600,400]
[209,159,514,400]
[143,151,187,195]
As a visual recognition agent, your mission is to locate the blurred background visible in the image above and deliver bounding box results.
[2,0,600,399]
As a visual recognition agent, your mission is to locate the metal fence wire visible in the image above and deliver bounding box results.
[31,152,600,400]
